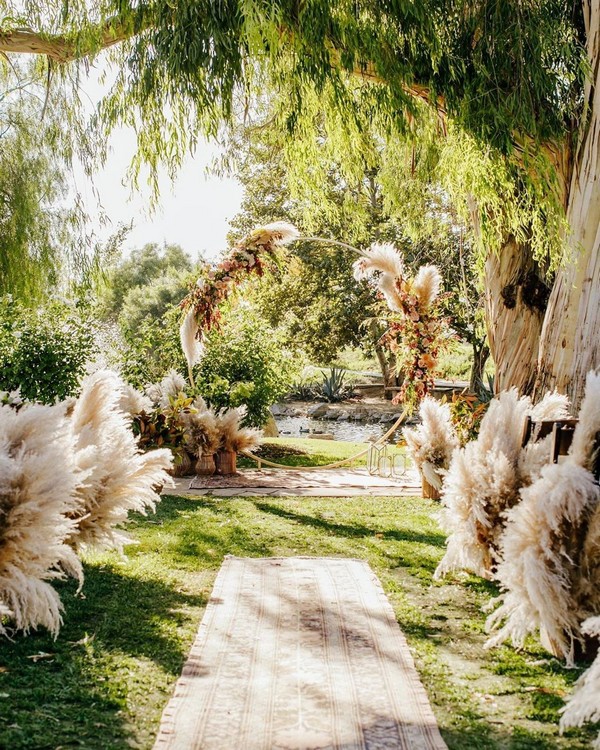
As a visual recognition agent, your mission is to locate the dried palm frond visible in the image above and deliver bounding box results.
[410,265,442,308]
[179,309,204,376]
[0,401,82,637]
[215,406,262,453]
[560,617,600,747]
[69,370,173,554]
[403,397,458,490]
[182,408,219,457]
[485,462,600,664]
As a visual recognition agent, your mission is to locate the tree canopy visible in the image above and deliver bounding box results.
[1,0,599,404]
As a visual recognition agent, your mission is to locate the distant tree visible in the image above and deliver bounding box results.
[225,123,404,382]
[225,121,488,388]
[97,242,195,321]
[0,60,87,302]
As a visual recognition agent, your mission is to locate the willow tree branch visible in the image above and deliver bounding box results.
[0,15,146,62]
[0,16,444,115]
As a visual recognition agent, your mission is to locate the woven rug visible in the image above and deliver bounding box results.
[154,557,447,750]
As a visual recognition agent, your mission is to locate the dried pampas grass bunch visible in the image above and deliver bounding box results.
[182,405,219,457]
[0,401,82,636]
[353,243,445,408]
[485,461,600,663]
[68,370,173,554]
[435,390,570,580]
[145,370,188,410]
[560,617,600,746]
[216,406,262,453]
[117,381,153,419]
[486,372,600,663]
[352,243,406,311]
[403,397,458,491]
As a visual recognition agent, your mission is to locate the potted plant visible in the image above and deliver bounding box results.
[181,397,220,475]
[403,397,458,501]
[215,406,262,475]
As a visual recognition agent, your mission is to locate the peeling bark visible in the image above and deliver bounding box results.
[485,239,548,395]
[535,0,600,409]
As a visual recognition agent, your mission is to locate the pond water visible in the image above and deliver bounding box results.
[274,415,403,444]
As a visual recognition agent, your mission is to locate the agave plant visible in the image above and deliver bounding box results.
[319,367,348,403]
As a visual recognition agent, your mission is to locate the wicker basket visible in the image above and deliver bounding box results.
[170,450,195,477]
[215,449,237,476]
[195,453,216,476]
[421,473,441,501]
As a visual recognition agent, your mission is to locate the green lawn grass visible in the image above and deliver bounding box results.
[240,437,404,469]
[0,489,596,749]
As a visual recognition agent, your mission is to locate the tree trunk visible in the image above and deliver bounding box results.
[535,1,600,410]
[369,319,398,388]
[469,341,490,394]
[484,238,548,395]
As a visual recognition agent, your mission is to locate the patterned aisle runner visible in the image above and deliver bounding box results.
[154,557,447,750]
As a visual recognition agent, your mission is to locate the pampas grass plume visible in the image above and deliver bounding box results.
[570,370,600,471]
[183,407,219,457]
[403,396,458,490]
[146,370,189,410]
[260,221,300,245]
[352,242,405,281]
[560,616,600,746]
[216,406,262,453]
[485,461,600,664]
[69,371,173,554]
[411,265,441,308]
[117,382,153,418]
[435,389,532,579]
[0,401,82,636]
[179,309,204,375]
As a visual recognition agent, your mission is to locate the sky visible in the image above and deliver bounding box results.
[73,67,244,262]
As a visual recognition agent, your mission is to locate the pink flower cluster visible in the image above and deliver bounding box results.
[180,227,286,334]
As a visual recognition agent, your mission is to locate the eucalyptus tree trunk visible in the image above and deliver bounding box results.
[535,1,600,409]
[469,341,490,394]
[484,239,548,395]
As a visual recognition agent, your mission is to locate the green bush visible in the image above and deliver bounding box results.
[119,305,187,388]
[0,296,96,403]
[118,300,296,427]
[196,307,296,427]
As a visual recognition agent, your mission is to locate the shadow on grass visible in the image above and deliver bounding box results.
[138,493,228,523]
[251,500,446,547]
[0,564,206,750]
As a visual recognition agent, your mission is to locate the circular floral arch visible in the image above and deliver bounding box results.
[178,222,447,411]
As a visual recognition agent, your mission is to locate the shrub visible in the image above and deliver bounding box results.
[196,307,296,427]
[0,296,96,403]
[119,305,187,388]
